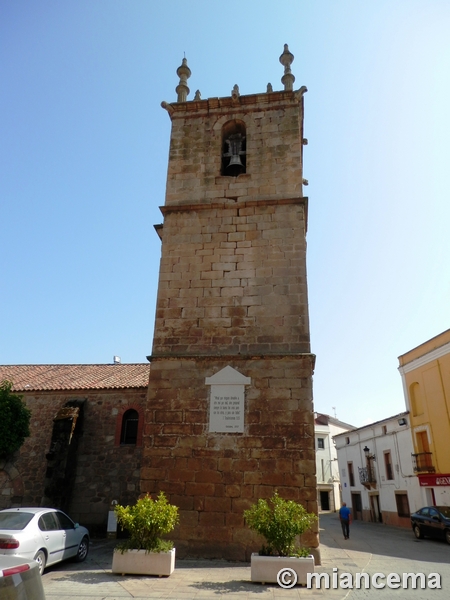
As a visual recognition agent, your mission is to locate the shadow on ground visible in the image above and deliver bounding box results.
[187,580,278,595]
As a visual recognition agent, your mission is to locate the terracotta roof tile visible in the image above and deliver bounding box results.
[0,364,150,392]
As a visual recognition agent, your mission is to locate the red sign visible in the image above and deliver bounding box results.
[418,474,450,487]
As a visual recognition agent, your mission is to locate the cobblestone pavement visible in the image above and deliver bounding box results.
[41,512,450,599]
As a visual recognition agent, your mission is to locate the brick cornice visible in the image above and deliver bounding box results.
[159,196,308,216]
[147,353,316,369]
[161,87,307,121]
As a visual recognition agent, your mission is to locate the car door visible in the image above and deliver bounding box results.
[418,508,434,537]
[38,512,64,566]
[54,511,79,559]
[428,508,445,540]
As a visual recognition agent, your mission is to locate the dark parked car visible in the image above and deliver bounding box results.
[0,554,46,600]
[411,506,450,544]
[0,507,89,575]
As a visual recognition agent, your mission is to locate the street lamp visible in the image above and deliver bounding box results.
[363,446,376,461]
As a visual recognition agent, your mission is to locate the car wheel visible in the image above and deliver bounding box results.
[75,536,89,562]
[445,530,450,545]
[413,525,424,539]
[34,549,47,575]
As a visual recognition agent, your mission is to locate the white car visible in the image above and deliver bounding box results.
[0,507,89,575]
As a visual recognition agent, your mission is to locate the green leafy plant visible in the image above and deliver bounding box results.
[244,491,317,557]
[0,380,31,458]
[114,492,179,553]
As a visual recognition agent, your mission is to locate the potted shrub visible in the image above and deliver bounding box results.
[244,491,317,585]
[111,491,179,576]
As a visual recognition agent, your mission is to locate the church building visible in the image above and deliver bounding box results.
[0,45,318,561]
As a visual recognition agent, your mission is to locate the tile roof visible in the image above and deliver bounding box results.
[0,364,150,392]
[314,412,355,430]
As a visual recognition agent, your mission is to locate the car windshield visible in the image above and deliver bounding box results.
[438,507,450,519]
[0,512,34,530]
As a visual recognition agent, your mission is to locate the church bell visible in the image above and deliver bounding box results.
[224,132,246,176]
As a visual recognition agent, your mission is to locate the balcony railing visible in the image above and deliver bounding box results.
[412,452,435,473]
[358,466,376,486]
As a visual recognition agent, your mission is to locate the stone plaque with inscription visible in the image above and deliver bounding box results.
[205,366,251,433]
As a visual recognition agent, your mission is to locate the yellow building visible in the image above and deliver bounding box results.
[398,329,450,506]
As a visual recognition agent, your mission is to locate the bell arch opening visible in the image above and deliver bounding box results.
[221,120,246,176]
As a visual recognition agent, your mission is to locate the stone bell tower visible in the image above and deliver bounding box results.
[141,45,318,561]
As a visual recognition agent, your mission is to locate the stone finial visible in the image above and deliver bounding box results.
[194,90,201,100]
[266,83,273,93]
[231,84,240,99]
[176,57,191,102]
[279,43,295,91]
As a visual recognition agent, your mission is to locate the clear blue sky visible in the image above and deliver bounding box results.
[1,1,449,427]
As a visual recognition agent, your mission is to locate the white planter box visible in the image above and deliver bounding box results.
[250,553,315,585]
[112,548,175,576]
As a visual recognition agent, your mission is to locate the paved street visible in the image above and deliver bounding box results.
[41,512,450,599]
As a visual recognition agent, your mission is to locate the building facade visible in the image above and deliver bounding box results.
[398,329,450,507]
[314,413,354,513]
[334,412,422,528]
[141,47,319,561]
[0,364,149,534]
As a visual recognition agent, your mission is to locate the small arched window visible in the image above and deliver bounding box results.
[221,120,246,176]
[120,409,139,445]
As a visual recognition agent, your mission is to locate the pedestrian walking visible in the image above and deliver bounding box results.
[339,502,351,539]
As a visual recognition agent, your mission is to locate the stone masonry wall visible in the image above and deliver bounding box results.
[153,200,309,355]
[142,355,317,561]
[0,388,146,533]
[68,388,146,530]
[142,88,318,560]
[164,91,306,206]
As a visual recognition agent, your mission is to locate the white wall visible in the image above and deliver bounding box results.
[334,414,423,525]
[315,418,352,512]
